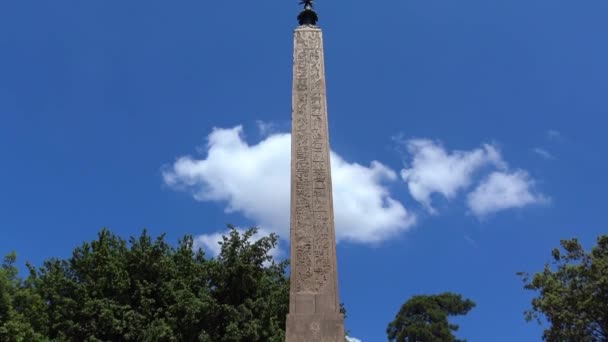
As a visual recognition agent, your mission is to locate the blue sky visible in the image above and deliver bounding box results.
[1,1,607,341]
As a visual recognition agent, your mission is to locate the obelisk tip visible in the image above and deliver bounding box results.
[297,0,318,26]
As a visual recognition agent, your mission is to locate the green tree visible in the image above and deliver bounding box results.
[0,252,47,341]
[1,226,289,341]
[519,235,608,341]
[387,292,476,342]
[204,228,289,342]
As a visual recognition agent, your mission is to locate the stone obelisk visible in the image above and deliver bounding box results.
[286,2,345,341]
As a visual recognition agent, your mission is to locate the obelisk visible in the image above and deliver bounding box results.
[286,2,345,341]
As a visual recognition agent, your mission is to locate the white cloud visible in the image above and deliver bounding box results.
[164,126,291,233]
[346,337,362,342]
[400,139,505,213]
[166,126,549,241]
[467,170,549,217]
[193,231,225,257]
[331,154,416,243]
[255,120,277,136]
[533,147,554,160]
[163,126,415,245]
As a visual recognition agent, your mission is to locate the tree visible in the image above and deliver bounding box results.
[0,226,290,341]
[386,292,476,342]
[518,235,608,341]
[204,228,289,342]
[0,252,46,341]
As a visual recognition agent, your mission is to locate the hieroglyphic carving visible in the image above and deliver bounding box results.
[286,25,345,342]
[292,28,335,295]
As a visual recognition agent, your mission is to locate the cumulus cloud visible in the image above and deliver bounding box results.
[165,126,549,242]
[163,126,415,245]
[467,171,549,217]
[330,154,415,242]
[400,139,505,213]
[255,120,277,136]
[164,126,291,233]
[193,231,225,257]
[346,337,362,342]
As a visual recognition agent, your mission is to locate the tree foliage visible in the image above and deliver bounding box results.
[0,252,47,341]
[519,235,608,342]
[0,226,289,341]
[386,292,475,342]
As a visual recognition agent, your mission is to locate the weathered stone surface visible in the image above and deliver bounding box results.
[286,313,344,342]
[286,26,344,342]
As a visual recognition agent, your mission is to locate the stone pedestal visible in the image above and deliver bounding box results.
[286,25,344,342]
[286,314,345,342]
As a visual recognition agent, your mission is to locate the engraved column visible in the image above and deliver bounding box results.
[285,24,345,342]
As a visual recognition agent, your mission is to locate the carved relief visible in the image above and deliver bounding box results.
[292,28,335,295]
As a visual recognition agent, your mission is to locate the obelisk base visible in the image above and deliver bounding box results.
[285,313,345,342]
